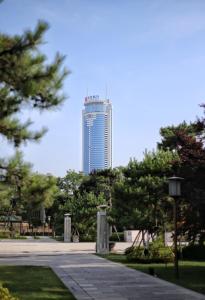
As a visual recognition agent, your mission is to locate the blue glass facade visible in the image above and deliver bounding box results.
[82,96,112,175]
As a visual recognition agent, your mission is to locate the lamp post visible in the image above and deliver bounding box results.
[168,176,183,279]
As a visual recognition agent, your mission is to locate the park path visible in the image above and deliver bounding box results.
[0,237,131,254]
[0,239,205,300]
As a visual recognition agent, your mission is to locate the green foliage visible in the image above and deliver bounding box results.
[126,244,174,264]
[159,120,205,244]
[0,230,10,239]
[0,151,32,220]
[0,232,27,239]
[0,21,69,146]
[124,246,134,255]
[0,285,19,300]
[110,232,124,241]
[0,186,12,210]
[0,152,59,232]
[56,170,85,205]
[182,244,205,260]
[51,170,122,239]
[49,170,85,235]
[0,22,68,222]
[158,121,200,151]
[111,149,176,231]
[22,173,58,209]
[63,191,106,240]
[125,235,174,263]
[79,168,119,205]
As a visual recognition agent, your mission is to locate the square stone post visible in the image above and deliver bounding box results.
[96,206,109,254]
[64,213,71,242]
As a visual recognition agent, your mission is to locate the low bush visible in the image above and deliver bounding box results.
[0,231,10,239]
[126,245,174,263]
[110,232,124,242]
[125,237,174,263]
[80,234,95,242]
[0,231,27,240]
[125,246,134,255]
[0,285,19,300]
[182,244,205,260]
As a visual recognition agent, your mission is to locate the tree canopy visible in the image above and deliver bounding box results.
[0,21,68,147]
[159,118,205,244]
[0,21,69,229]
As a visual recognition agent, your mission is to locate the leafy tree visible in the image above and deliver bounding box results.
[158,121,204,151]
[49,170,85,236]
[159,120,205,244]
[22,173,58,210]
[79,168,121,207]
[0,21,68,225]
[0,152,32,214]
[0,152,58,230]
[57,170,85,199]
[50,170,106,240]
[62,192,105,240]
[111,150,178,235]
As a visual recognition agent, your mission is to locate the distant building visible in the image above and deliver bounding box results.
[82,95,112,175]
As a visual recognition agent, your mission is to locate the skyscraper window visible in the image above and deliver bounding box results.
[82,95,112,175]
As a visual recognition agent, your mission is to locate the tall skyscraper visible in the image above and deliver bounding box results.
[82,95,112,175]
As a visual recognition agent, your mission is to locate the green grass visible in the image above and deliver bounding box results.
[100,254,205,295]
[0,235,27,239]
[0,266,75,300]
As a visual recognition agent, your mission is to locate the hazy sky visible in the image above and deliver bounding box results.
[1,0,205,176]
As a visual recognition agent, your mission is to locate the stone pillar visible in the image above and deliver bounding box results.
[64,213,71,242]
[96,207,109,254]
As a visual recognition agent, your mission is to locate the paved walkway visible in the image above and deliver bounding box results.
[0,240,204,299]
[0,238,132,254]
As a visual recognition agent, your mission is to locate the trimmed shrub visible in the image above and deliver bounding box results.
[0,285,19,300]
[80,234,96,242]
[126,246,174,263]
[110,232,124,242]
[125,246,134,255]
[125,237,174,263]
[182,244,205,260]
[0,231,10,239]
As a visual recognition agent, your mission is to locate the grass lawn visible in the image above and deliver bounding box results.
[0,266,75,300]
[100,254,205,295]
[0,236,27,240]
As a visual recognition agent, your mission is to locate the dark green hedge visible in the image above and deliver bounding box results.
[125,245,174,264]
[110,232,124,242]
[182,244,205,260]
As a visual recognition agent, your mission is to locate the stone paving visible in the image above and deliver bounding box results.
[0,238,132,254]
[0,239,205,299]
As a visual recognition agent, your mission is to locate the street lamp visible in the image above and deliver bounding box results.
[168,176,184,279]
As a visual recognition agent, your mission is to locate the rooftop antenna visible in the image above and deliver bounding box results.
[86,88,89,97]
[105,84,108,100]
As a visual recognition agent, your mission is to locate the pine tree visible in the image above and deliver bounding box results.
[0,21,69,147]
